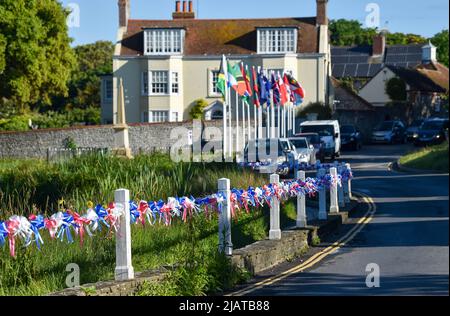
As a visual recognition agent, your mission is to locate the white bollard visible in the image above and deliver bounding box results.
[114,189,134,281]
[317,168,327,220]
[218,178,233,256]
[296,171,307,228]
[344,163,353,201]
[329,167,339,214]
[337,165,345,208]
[269,174,282,240]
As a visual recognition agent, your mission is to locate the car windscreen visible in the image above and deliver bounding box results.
[410,120,423,127]
[421,121,444,130]
[341,125,356,134]
[245,140,283,160]
[300,125,334,137]
[375,122,394,131]
[290,139,308,149]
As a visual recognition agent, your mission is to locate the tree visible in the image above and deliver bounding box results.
[297,102,332,120]
[0,0,76,110]
[59,41,114,111]
[329,19,377,46]
[385,77,407,102]
[430,30,449,67]
[189,99,209,119]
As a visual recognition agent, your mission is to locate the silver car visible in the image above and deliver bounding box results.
[288,137,316,164]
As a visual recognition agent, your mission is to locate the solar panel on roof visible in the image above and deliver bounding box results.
[386,55,406,63]
[406,54,422,62]
[368,64,383,76]
[407,46,422,53]
[396,62,409,68]
[344,64,357,77]
[356,63,370,77]
[332,64,346,78]
[332,56,349,64]
[349,56,369,63]
[331,48,348,56]
[387,46,409,54]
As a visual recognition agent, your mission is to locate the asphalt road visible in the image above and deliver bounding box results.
[245,144,449,296]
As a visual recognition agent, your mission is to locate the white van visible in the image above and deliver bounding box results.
[299,120,341,159]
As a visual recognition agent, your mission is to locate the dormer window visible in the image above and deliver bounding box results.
[257,28,297,54]
[144,29,184,55]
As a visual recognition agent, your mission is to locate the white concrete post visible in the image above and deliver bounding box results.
[114,189,134,281]
[317,168,327,220]
[329,167,339,214]
[218,178,233,256]
[296,171,307,228]
[337,165,345,208]
[269,174,282,240]
[344,163,353,202]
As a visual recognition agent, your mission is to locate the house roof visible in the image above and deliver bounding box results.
[331,77,375,111]
[386,65,447,93]
[120,17,319,56]
[415,62,449,92]
[331,44,424,78]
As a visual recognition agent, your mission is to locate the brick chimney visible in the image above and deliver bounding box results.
[118,0,130,28]
[316,0,328,26]
[173,0,195,19]
[372,33,386,57]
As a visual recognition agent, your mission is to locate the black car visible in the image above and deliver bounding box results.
[413,119,448,146]
[340,125,363,150]
[295,132,326,162]
[406,119,424,142]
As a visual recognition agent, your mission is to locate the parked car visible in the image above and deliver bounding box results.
[299,120,341,159]
[371,121,407,144]
[288,137,316,164]
[295,132,326,162]
[406,119,424,142]
[340,125,363,151]
[243,138,296,175]
[413,118,448,146]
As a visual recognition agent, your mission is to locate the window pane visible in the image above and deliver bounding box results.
[211,70,220,94]
[142,72,149,95]
[172,72,179,93]
[104,79,113,100]
[151,71,168,94]
[151,111,169,123]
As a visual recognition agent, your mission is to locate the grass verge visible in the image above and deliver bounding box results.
[0,153,296,296]
[399,142,449,173]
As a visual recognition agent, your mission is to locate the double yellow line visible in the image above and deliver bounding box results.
[228,193,376,296]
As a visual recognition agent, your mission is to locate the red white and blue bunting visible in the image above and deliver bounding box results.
[0,166,352,257]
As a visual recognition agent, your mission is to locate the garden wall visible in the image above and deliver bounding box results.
[0,120,232,159]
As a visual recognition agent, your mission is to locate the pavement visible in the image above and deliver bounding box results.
[238,144,449,296]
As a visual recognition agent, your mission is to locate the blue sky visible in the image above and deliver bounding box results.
[61,0,449,46]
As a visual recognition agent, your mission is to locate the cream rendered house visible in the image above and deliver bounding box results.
[101,0,332,125]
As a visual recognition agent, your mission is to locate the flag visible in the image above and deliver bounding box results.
[278,72,289,105]
[228,62,247,96]
[283,73,295,103]
[285,73,305,100]
[271,72,280,106]
[216,55,228,98]
[251,66,260,107]
[258,69,270,106]
[241,63,253,98]
[226,60,237,90]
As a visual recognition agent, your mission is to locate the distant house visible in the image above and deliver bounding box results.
[358,42,448,119]
[330,77,376,142]
[100,0,333,125]
[332,33,449,121]
[331,32,425,90]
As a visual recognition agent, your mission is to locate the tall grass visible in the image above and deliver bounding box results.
[399,142,449,172]
[0,153,297,296]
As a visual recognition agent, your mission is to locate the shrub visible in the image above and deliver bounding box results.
[297,102,332,120]
[189,99,209,119]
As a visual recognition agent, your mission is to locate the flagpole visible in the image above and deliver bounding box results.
[242,98,246,148]
[247,100,251,141]
[228,95,232,158]
[235,91,240,160]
